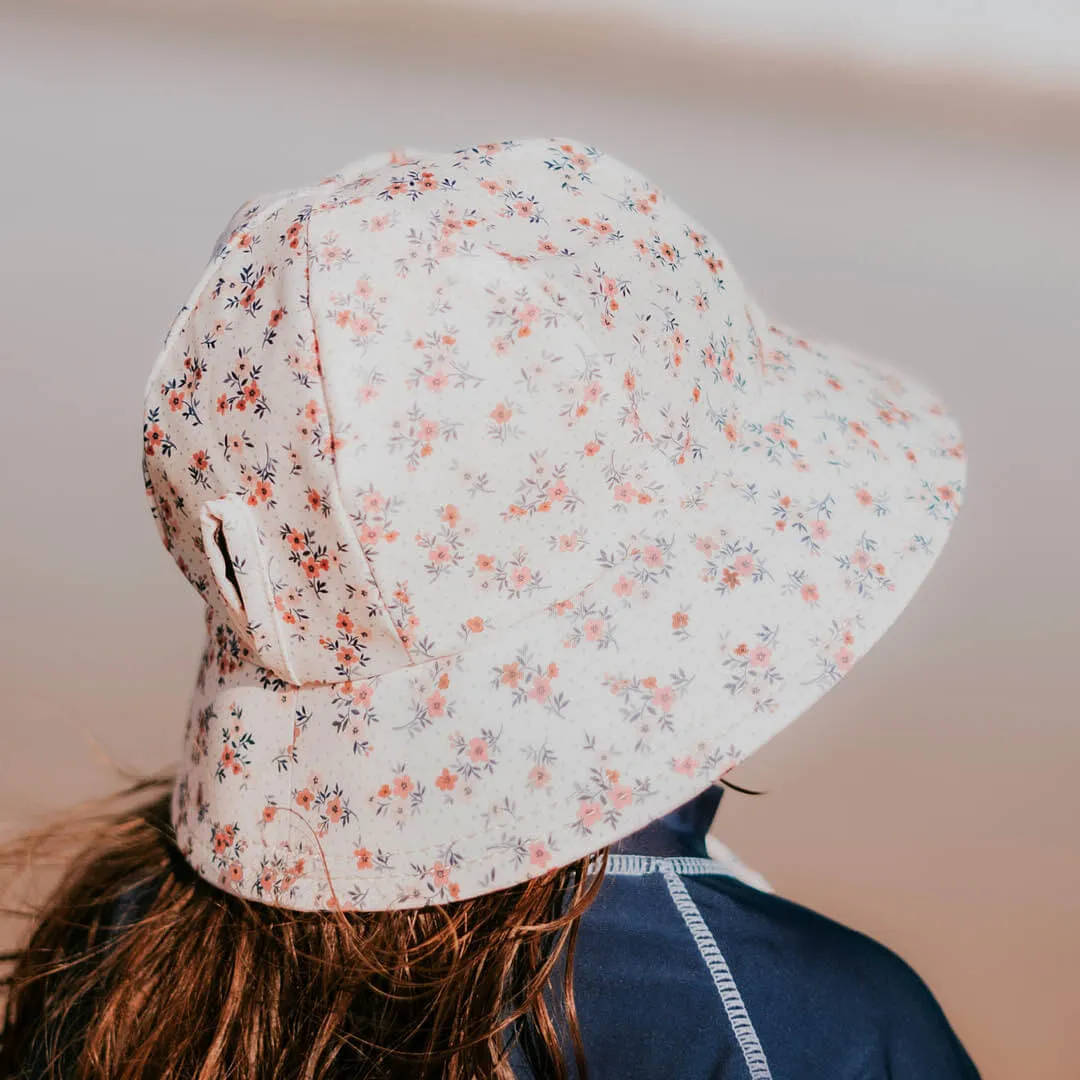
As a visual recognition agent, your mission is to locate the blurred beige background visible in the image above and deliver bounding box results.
[1,3,1078,1077]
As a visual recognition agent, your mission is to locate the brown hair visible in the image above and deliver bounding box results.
[0,778,607,1079]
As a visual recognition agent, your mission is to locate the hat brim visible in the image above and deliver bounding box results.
[176,323,965,911]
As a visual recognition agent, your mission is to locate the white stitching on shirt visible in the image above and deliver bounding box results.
[658,862,773,1080]
[605,855,729,876]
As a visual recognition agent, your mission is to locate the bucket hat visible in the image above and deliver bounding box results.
[142,138,966,911]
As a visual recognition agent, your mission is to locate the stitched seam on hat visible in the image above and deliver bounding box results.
[301,213,413,670]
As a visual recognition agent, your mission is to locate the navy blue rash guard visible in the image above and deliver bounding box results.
[509,786,982,1079]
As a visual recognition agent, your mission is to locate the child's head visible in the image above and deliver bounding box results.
[140,137,963,912]
[4,137,963,1079]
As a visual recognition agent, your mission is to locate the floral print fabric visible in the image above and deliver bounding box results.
[142,138,965,910]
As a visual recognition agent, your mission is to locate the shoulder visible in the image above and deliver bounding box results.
[678,871,982,1077]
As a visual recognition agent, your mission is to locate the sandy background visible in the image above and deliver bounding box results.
[1,5,1078,1077]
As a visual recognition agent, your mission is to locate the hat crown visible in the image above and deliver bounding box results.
[145,138,768,684]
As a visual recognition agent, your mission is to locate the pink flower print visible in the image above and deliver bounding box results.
[810,520,831,541]
[652,685,676,713]
[468,737,488,763]
[583,381,603,403]
[834,647,855,672]
[734,553,755,577]
[577,801,603,828]
[695,536,716,557]
[749,645,772,668]
[765,422,785,441]
[673,756,699,778]
[490,402,513,424]
[359,385,379,403]
[610,784,633,809]
[612,576,634,598]
[354,847,373,870]
[426,691,447,718]
[359,524,380,545]
[431,861,452,887]
[362,491,386,514]
[476,553,495,572]
[851,549,872,571]
[500,662,522,688]
[801,583,820,604]
[548,479,570,501]
[508,565,533,591]
[613,483,637,503]
[855,487,873,507]
[418,418,440,441]
[528,676,552,704]
[513,300,540,326]
[642,545,665,570]
[513,200,533,218]
[529,841,552,868]
[528,765,552,788]
[429,544,452,566]
[435,767,457,791]
[480,178,502,194]
[425,369,449,392]
[349,313,376,336]
[352,683,374,708]
[584,617,605,642]
[325,795,344,824]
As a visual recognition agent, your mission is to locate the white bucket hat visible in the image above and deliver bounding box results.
[142,138,966,911]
